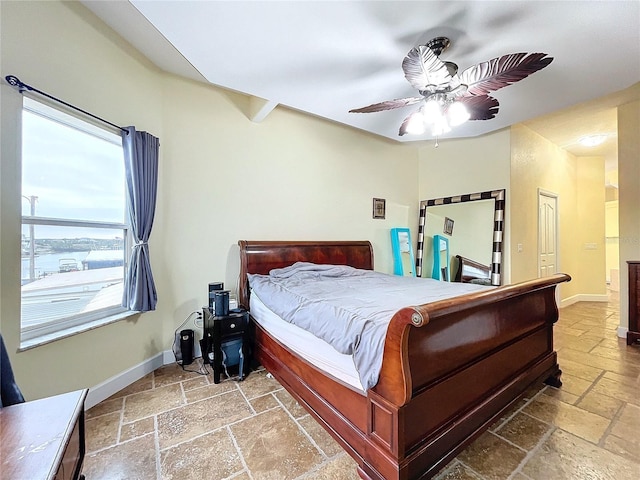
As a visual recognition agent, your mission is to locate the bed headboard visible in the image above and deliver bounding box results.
[454,255,491,283]
[238,240,374,308]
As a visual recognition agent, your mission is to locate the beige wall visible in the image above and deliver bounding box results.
[417,130,512,199]
[576,157,607,295]
[617,99,640,335]
[510,125,606,301]
[158,74,419,346]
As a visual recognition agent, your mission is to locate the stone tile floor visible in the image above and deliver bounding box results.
[84,292,640,479]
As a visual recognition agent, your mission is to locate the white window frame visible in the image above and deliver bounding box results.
[20,97,131,344]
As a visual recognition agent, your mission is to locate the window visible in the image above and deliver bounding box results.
[21,98,129,342]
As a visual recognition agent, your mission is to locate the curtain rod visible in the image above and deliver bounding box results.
[4,75,129,135]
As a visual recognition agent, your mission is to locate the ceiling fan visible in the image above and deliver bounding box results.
[349,37,553,139]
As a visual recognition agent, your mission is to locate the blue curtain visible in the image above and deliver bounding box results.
[121,127,159,312]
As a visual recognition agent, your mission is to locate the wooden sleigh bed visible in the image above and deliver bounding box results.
[238,240,570,480]
[454,255,492,284]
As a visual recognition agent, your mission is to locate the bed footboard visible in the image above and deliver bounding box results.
[365,273,570,479]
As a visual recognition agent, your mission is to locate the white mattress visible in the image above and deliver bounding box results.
[249,264,492,390]
[250,292,365,393]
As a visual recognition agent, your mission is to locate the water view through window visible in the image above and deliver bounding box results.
[21,98,128,340]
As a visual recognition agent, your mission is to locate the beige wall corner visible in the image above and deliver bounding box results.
[576,156,607,296]
[247,96,278,122]
[510,124,606,302]
[617,99,640,337]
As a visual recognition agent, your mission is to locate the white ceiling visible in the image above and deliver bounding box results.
[83,1,639,162]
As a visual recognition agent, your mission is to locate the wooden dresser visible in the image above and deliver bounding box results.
[0,389,88,480]
[627,261,640,345]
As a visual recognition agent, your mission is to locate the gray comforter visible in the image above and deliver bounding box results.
[248,262,490,390]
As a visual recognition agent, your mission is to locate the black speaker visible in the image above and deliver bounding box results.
[214,290,230,316]
[208,282,224,311]
[180,329,194,365]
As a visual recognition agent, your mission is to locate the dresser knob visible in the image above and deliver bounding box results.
[230,323,236,328]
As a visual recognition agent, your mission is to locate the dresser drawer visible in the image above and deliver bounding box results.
[54,418,83,480]
[218,312,248,336]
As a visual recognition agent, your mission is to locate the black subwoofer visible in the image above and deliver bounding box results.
[180,329,194,365]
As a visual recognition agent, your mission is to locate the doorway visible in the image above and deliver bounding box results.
[538,190,558,278]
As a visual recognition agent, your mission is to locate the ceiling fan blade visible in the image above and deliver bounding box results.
[459,53,553,96]
[457,95,500,120]
[349,96,423,113]
[402,45,452,90]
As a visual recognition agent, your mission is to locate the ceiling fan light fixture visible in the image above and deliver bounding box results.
[447,101,470,126]
[414,95,468,137]
[422,98,443,124]
[579,134,607,147]
[431,117,451,137]
[405,110,427,135]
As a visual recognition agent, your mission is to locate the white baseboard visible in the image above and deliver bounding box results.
[163,349,178,365]
[559,293,610,308]
[617,326,628,339]
[86,351,174,409]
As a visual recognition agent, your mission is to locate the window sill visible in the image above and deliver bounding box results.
[18,310,140,352]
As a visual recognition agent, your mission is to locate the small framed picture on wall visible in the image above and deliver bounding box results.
[373,198,386,219]
[444,217,454,235]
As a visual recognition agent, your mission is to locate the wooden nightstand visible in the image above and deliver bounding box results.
[0,389,88,480]
[203,309,251,383]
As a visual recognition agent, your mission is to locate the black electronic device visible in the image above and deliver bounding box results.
[214,290,230,316]
[180,329,194,365]
[208,282,224,311]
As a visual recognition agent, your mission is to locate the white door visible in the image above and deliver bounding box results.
[538,191,558,277]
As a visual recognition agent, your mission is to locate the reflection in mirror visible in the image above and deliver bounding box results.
[432,234,450,281]
[427,201,494,269]
[416,189,505,285]
[391,228,416,276]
